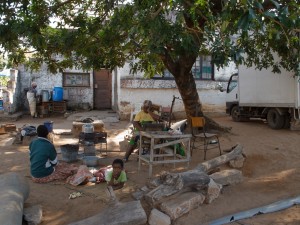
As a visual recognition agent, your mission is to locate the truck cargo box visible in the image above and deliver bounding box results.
[239,65,296,107]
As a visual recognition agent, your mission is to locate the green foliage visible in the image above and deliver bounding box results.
[0,0,299,74]
[0,76,9,87]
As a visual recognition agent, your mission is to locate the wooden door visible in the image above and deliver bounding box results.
[93,70,112,109]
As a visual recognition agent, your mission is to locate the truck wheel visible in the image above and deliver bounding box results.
[231,106,242,122]
[267,109,285,129]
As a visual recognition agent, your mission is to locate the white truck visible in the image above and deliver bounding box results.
[226,65,300,129]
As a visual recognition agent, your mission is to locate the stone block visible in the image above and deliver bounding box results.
[229,155,245,168]
[210,169,243,186]
[205,178,222,204]
[148,208,171,225]
[23,205,43,225]
[22,135,37,146]
[132,186,150,200]
[160,192,205,220]
[69,200,147,225]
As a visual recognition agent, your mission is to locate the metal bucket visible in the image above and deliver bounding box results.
[61,144,79,162]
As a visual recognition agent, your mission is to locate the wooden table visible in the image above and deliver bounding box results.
[138,131,192,177]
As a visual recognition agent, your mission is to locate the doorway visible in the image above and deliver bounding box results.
[93,70,112,109]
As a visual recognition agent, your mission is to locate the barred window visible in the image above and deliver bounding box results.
[153,56,214,80]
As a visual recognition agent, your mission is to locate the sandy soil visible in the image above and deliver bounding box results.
[0,111,299,225]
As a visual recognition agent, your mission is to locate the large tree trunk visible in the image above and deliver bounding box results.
[161,53,202,118]
[160,50,230,132]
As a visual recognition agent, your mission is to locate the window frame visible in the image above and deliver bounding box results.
[152,56,214,80]
[62,72,90,87]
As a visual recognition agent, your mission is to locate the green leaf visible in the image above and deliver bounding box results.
[270,0,280,9]
[237,13,249,30]
[254,1,264,11]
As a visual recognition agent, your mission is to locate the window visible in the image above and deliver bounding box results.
[227,73,238,93]
[153,56,214,80]
[63,72,90,87]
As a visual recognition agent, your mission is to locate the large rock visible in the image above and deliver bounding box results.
[205,178,222,204]
[23,205,43,225]
[0,172,30,225]
[229,155,245,168]
[148,209,171,225]
[210,169,243,186]
[160,192,205,220]
[69,201,147,225]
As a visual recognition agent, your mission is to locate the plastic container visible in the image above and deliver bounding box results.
[41,90,50,102]
[53,87,64,101]
[82,156,99,167]
[61,144,79,162]
[44,121,53,133]
[0,99,3,110]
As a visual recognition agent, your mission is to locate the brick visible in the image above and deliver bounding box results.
[160,192,205,220]
[148,208,171,225]
[210,169,243,186]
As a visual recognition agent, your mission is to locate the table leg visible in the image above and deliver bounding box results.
[138,133,142,172]
[149,137,154,177]
[187,138,191,168]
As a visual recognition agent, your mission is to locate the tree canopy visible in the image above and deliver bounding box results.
[1,0,299,116]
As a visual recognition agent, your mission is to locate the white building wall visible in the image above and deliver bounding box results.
[117,63,237,120]
[17,64,93,111]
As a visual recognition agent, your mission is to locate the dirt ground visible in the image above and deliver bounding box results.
[0,111,299,225]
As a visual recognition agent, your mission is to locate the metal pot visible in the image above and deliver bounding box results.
[82,124,94,133]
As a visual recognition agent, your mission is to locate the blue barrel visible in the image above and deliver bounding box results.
[0,99,3,110]
[53,87,63,101]
[44,121,53,133]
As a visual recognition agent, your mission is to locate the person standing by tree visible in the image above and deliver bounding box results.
[27,82,37,118]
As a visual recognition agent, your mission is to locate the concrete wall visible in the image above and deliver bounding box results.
[1,69,21,114]
[2,59,236,118]
[17,64,93,111]
[117,62,237,120]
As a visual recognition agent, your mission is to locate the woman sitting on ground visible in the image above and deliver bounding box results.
[29,125,77,183]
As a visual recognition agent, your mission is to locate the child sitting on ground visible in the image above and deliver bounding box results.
[93,158,127,190]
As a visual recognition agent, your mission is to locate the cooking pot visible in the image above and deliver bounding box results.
[82,124,94,133]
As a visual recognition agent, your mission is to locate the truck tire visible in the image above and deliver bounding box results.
[267,109,285,129]
[231,106,249,122]
[231,106,241,122]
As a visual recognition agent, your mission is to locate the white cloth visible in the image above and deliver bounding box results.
[27,92,37,116]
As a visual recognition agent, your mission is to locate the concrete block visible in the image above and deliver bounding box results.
[22,135,37,146]
[205,178,222,204]
[23,205,43,225]
[229,155,245,168]
[69,200,147,225]
[0,172,30,225]
[148,208,171,225]
[132,186,150,200]
[210,169,243,186]
[160,192,205,220]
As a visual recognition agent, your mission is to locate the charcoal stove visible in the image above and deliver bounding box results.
[79,131,108,155]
